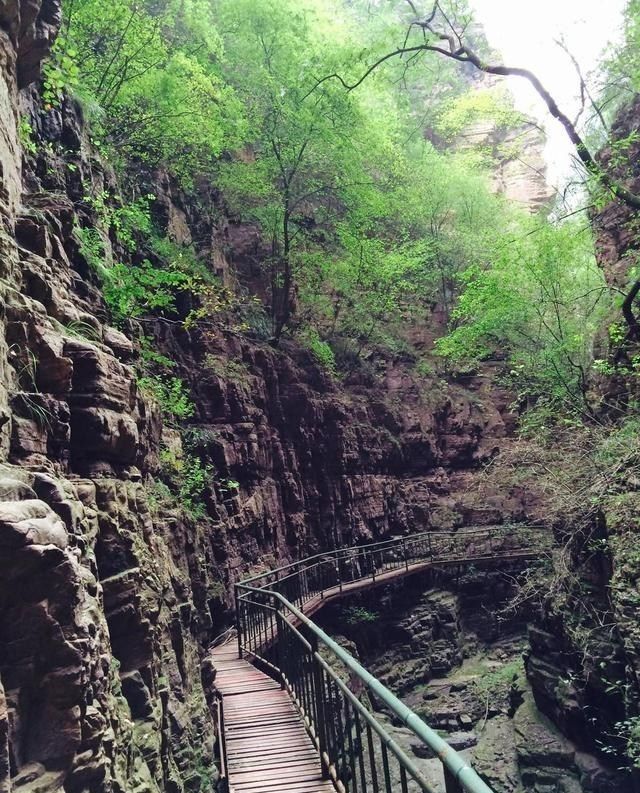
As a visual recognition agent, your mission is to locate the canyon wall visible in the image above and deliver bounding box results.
[0,4,532,792]
[515,98,640,790]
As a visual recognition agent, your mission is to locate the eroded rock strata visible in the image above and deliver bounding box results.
[0,3,638,793]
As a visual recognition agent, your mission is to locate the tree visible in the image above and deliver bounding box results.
[436,217,611,418]
[216,0,386,342]
[303,0,640,353]
[50,0,243,182]
[316,0,640,210]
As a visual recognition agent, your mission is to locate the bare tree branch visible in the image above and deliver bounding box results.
[311,1,640,210]
[555,37,608,133]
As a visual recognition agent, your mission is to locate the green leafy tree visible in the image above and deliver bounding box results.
[436,218,611,418]
[216,0,366,341]
[52,0,243,182]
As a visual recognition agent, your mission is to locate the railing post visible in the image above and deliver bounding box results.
[214,691,229,793]
[444,766,464,793]
[309,633,330,779]
[275,599,285,690]
[234,585,243,659]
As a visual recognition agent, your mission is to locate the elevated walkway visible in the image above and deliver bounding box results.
[212,525,553,793]
[212,644,334,793]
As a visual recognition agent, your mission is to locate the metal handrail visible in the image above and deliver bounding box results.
[238,524,546,588]
[231,525,553,793]
[213,689,228,793]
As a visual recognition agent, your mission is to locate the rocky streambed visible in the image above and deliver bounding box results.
[316,569,625,793]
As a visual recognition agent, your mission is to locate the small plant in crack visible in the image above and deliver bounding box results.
[14,393,55,431]
[9,345,38,391]
[62,319,101,341]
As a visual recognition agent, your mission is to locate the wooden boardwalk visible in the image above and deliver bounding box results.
[212,643,334,793]
[212,548,546,790]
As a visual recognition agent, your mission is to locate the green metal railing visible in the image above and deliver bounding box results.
[212,688,228,792]
[232,525,552,793]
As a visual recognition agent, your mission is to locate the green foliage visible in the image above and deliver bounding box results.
[415,359,435,379]
[179,454,211,517]
[62,319,101,341]
[436,217,611,419]
[181,426,220,453]
[56,0,562,364]
[437,86,526,140]
[76,225,106,274]
[42,37,80,107]
[601,0,640,123]
[301,328,336,374]
[600,716,640,768]
[103,260,189,323]
[472,660,522,697]
[341,605,379,626]
[55,0,243,182]
[139,336,176,371]
[76,190,218,326]
[138,375,195,423]
[18,117,37,155]
[54,0,624,437]
[159,448,210,519]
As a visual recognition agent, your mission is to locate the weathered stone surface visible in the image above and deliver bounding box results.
[0,498,68,547]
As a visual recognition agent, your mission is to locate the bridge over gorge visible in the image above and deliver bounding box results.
[211,525,553,793]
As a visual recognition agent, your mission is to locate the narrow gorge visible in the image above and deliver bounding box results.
[0,1,639,792]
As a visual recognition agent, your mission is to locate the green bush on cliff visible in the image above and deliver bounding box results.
[138,375,195,422]
[300,328,336,375]
[53,0,243,181]
[158,448,210,519]
[103,261,190,323]
[341,605,379,626]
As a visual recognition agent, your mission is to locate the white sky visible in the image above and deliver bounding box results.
[469,0,626,193]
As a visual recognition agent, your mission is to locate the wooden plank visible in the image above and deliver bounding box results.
[211,644,334,793]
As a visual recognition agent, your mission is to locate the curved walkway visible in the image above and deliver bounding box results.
[213,525,553,793]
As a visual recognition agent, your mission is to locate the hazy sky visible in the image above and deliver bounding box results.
[469,0,626,190]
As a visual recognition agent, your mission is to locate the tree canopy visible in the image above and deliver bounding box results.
[42,0,635,425]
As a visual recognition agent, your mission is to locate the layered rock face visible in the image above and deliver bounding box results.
[318,572,623,793]
[0,4,218,792]
[0,4,532,793]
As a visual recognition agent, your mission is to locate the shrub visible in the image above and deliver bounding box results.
[76,225,107,275]
[302,327,336,374]
[341,605,379,626]
[158,448,211,520]
[103,260,190,323]
[138,375,195,423]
